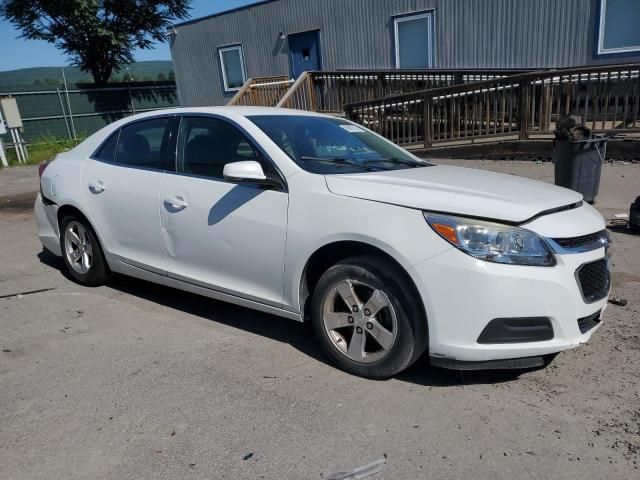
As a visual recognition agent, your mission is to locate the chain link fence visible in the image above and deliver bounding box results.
[0,81,180,146]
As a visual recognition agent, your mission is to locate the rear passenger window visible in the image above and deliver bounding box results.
[114,118,172,169]
[93,131,119,162]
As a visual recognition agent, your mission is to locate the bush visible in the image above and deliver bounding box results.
[2,135,84,168]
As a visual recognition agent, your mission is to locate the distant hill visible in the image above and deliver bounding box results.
[0,61,175,91]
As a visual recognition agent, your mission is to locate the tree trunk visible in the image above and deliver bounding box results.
[90,65,113,85]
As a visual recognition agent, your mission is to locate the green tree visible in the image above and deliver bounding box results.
[168,70,175,81]
[121,71,136,82]
[0,1,190,84]
[157,72,166,81]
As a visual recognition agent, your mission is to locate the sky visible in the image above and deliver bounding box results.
[0,0,261,72]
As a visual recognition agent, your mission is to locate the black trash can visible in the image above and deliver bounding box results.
[630,196,640,233]
[553,135,606,204]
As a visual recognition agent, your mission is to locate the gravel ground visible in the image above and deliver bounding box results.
[0,161,638,480]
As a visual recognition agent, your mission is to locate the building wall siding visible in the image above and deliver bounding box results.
[171,0,640,106]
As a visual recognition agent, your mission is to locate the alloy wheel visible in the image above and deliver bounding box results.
[64,221,93,274]
[322,279,398,363]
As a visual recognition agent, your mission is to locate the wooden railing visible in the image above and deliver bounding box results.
[276,69,528,113]
[228,76,294,107]
[344,64,640,148]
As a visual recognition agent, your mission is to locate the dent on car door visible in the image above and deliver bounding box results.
[159,115,289,307]
[82,116,174,274]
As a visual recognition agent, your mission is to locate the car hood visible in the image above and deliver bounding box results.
[324,165,583,223]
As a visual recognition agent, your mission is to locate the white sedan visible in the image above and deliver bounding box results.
[35,107,610,378]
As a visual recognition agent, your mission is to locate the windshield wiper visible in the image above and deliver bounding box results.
[299,156,375,171]
[364,157,427,168]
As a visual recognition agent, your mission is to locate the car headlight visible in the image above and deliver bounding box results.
[424,213,556,266]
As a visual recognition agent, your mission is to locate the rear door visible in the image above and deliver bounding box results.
[289,30,322,78]
[159,115,288,307]
[82,116,174,274]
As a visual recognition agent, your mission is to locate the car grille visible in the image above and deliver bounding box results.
[552,230,608,252]
[577,311,601,334]
[576,259,610,303]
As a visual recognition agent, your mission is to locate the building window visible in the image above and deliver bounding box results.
[598,0,640,55]
[394,11,435,68]
[218,45,247,91]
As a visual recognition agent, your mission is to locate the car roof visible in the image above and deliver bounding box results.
[75,107,342,158]
[125,106,333,120]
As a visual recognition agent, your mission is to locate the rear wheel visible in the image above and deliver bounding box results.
[60,215,109,286]
[310,256,427,379]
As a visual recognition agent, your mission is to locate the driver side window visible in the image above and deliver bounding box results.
[176,116,275,180]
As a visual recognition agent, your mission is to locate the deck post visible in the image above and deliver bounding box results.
[518,78,530,140]
[424,94,433,149]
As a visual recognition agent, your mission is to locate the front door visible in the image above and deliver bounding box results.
[82,116,174,274]
[159,115,288,307]
[289,30,321,78]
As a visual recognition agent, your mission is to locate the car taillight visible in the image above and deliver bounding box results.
[38,161,51,178]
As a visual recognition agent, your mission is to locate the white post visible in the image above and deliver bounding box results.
[9,128,22,164]
[0,109,7,167]
[57,87,72,140]
[0,138,7,168]
[16,129,28,162]
[62,68,77,141]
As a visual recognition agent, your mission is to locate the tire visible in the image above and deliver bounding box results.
[59,215,109,286]
[310,255,428,379]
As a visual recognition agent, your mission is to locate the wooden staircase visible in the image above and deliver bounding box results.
[227,76,294,107]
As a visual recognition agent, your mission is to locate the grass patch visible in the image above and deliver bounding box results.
[2,136,84,168]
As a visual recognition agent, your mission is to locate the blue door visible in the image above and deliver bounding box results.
[289,30,321,78]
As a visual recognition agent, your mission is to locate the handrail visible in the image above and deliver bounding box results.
[227,78,257,106]
[276,68,533,113]
[345,63,640,108]
[343,63,640,148]
[276,71,314,109]
[228,76,291,106]
[251,79,294,88]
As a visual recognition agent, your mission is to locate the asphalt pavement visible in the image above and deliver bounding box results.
[0,161,638,479]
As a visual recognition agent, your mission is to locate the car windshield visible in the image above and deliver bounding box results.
[248,115,431,174]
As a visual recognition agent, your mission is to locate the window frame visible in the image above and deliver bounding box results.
[90,114,177,172]
[597,0,640,55]
[90,129,121,163]
[393,10,436,69]
[218,44,247,92]
[171,114,288,192]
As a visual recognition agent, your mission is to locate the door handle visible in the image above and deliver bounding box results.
[88,181,105,194]
[164,196,188,210]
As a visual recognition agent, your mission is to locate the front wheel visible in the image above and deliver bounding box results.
[310,256,427,379]
[60,215,109,286]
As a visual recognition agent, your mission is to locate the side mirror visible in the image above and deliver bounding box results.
[223,161,266,182]
[223,161,282,189]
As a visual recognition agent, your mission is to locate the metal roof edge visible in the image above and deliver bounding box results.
[173,0,280,28]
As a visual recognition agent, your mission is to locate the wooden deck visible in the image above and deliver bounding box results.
[345,64,640,148]
[228,65,640,151]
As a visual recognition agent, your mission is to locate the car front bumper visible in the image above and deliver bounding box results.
[410,245,609,364]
